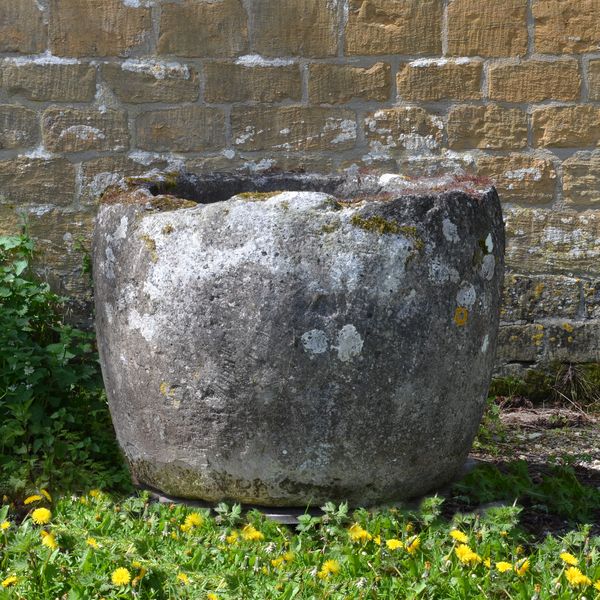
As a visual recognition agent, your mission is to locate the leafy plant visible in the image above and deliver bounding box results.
[0,233,129,496]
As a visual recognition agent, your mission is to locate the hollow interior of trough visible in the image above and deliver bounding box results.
[147,172,348,204]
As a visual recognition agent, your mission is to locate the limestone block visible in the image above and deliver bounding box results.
[589,60,600,101]
[476,154,557,204]
[0,61,96,102]
[532,106,600,148]
[448,105,527,150]
[309,63,391,104]
[563,151,600,207]
[158,0,248,57]
[49,0,151,57]
[0,158,77,206]
[231,107,357,152]
[533,0,600,54]
[136,107,226,152]
[488,60,581,103]
[397,59,483,101]
[252,0,338,57]
[0,0,46,54]
[447,0,527,57]
[0,105,40,150]
[345,0,442,55]
[102,61,199,104]
[363,107,444,162]
[204,63,301,103]
[42,108,129,153]
[504,207,600,277]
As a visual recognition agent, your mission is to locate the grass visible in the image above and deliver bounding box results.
[1,491,599,599]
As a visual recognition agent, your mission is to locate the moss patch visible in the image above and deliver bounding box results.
[236,191,283,201]
[350,214,401,235]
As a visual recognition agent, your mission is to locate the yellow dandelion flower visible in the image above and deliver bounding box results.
[86,537,99,549]
[514,558,530,577]
[594,580,600,591]
[0,521,10,531]
[515,545,524,555]
[560,552,578,566]
[89,489,102,498]
[180,523,191,533]
[40,489,52,502]
[24,494,43,505]
[283,551,294,562]
[373,535,381,545]
[483,557,491,568]
[31,507,51,525]
[317,559,340,579]
[1,576,17,588]
[226,531,238,545]
[241,524,264,541]
[170,531,178,539]
[565,567,591,587]
[184,512,203,529]
[450,529,469,544]
[500,530,508,537]
[177,572,190,585]
[496,561,513,573]
[455,544,482,565]
[386,538,403,551]
[348,523,372,543]
[406,536,421,555]
[41,531,58,550]
[271,557,284,568]
[111,567,131,586]
[207,594,219,600]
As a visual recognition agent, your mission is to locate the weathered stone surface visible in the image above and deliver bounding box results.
[252,0,338,57]
[158,0,248,58]
[533,0,600,54]
[563,151,600,207]
[102,61,199,104]
[345,0,442,56]
[0,0,47,54]
[397,59,482,102]
[136,107,226,152]
[589,60,600,101]
[363,107,444,163]
[309,63,391,104]
[42,108,129,153]
[583,280,600,319]
[488,60,581,103]
[0,158,77,206]
[0,105,40,149]
[0,61,96,102]
[497,322,600,364]
[49,0,152,57]
[226,154,337,175]
[532,106,600,148]
[501,274,584,322]
[204,63,301,103]
[81,155,172,205]
[93,172,504,505]
[232,107,357,152]
[447,0,528,57]
[504,207,600,276]
[476,154,557,204]
[448,105,527,150]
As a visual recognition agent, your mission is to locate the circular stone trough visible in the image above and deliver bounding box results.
[93,171,505,507]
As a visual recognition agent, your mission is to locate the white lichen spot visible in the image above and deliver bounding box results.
[334,325,363,362]
[114,215,129,241]
[442,218,459,243]
[235,126,256,145]
[235,54,295,67]
[243,158,276,172]
[19,145,54,159]
[456,283,476,308]
[429,258,459,283]
[279,128,290,136]
[301,329,328,357]
[122,0,155,6]
[127,309,156,342]
[479,254,495,281]
[399,133,438,153]
[59,125,106,142]
[481,334,489,354]
[222,149,236,160]
[121,59,190,80]
[485,233,494,253]
[323,118,357,145]
[504,167,542,182]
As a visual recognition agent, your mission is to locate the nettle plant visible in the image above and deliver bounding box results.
[0,233,129,496]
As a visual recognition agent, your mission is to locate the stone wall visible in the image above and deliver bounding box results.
[1,0,599,371]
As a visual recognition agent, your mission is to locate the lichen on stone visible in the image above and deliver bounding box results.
[236,191,283,201]
[139,234,158,262]
[350,214,401,235]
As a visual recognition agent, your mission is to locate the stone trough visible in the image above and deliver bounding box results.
[93,171,505,507]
